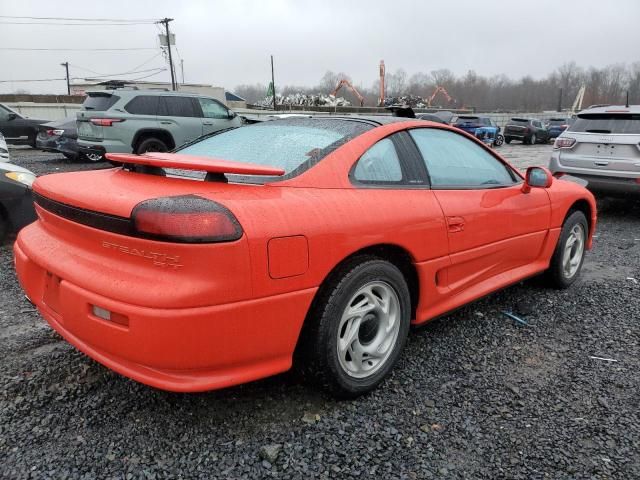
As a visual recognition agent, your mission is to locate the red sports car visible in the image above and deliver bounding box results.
[14,117,596,397]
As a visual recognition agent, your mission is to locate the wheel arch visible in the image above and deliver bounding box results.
[131,129,176,151]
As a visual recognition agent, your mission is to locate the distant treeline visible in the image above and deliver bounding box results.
[235,62,640,111]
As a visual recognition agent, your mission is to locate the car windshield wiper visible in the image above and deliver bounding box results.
[585,129,611,133]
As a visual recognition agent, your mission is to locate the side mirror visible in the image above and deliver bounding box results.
[522,166,553,193]
[228,110,237,119]
[7,113,17,121]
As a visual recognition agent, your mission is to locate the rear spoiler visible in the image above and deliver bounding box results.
[105,152,285,176]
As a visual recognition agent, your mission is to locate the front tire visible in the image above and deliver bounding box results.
[545,210,588,289]
[528,134,537,145]
[298,257,411,398]
[494,134,504,147]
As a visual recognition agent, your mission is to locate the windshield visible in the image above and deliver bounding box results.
[177,118,372,180]
[568,114,640,134]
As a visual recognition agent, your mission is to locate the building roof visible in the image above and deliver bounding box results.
[225,91,246,102]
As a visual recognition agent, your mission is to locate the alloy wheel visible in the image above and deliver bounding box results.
[336,281,401,379]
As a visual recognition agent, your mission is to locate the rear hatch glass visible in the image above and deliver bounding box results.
[568,113,640,134]
[175,118,372,183]
[509,118,530,125]
[81,92,120,111]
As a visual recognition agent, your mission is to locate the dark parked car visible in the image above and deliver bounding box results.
[0,160,36,242]
[36,117,83,160]
[0,103,48,147]
[415,113,448,124]
[504,118,550,144]
[454,115,493,135]
[546,118,572,138]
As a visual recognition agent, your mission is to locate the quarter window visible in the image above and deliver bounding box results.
[353,138,403,183]
[409,128,516,188]
[198,98,229,119]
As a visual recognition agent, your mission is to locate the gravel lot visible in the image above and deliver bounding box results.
[1,145,639,479]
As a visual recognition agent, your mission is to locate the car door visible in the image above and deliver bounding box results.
[408,127,551,293]
[157,96,204,148]
[197,97,235,135]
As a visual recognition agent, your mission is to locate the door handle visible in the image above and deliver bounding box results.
[447,216,465,233]
[160,121,172,125]
[594,161,609,166]
[203,121,214,125]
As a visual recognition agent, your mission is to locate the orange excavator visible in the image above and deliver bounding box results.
[427,86,454,108]
[331,79,365,107]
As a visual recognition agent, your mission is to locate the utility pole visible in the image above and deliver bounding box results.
[159,18,176,91]
[180,59,184,84]
[61,62,70,95]
[557,87,563,112]
[270,55,276,111]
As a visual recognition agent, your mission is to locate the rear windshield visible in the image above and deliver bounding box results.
[82,93,119,111]
[568,114,640,134]
[548,119,569,125]
[509,118,530,125]
[177,118,372,181]
[457,116,480,123]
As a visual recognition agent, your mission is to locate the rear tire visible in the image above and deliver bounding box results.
[0,217,7,244]
[505,137,512,144]
[84,152,103,162]
[544,210,588,289]
[136,137,168,154]
[528,134,537,145]
[297,257,411,398]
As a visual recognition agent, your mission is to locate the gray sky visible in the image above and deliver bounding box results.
[1,0,639,94]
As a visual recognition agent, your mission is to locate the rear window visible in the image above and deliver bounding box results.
[548,119,569,125]
[177,118,371,181]
[124,95,159,115]
[568,114,640,134]
[509,118,530,125]
[82,93,119,111]
[457,116,480,123]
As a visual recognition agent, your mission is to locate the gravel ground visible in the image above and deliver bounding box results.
[1,145,639,479]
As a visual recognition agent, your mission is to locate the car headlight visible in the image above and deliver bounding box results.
[5,171,36,187]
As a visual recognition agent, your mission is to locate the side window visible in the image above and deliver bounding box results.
[0,105,9,121]
[124,96,159,115]
[198,98,229,119]
[158,96,198,117]
[409,128,517,188]
[353,138,403,183]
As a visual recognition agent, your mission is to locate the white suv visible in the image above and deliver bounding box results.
[549,105,640,195]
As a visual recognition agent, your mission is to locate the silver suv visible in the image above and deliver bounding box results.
[549,105,640,195]
[77,89,242,161]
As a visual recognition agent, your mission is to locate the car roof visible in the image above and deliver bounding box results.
[578,104,640,115]
[86,89,211,98]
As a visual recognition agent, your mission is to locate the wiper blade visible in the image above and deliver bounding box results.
[585,129,611,133]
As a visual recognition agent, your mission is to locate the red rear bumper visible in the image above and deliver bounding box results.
[14,239,316,392]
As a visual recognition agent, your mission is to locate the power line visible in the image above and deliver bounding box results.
[0,21,157,26]
[0,68,167,84]
[0,78,66,83]
[0,15,159,22]
[0,47,158,51]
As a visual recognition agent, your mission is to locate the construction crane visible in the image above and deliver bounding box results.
[427,86,453,108]
[570,85,586,115]
[379,60,385,106]
[331,79,365,107]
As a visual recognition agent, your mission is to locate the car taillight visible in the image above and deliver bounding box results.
[131,195,242,243]
[89,118,123,127]
[45,129,55,136]
[523,128,530,133]
[554,137,576,149]
[52,129,64,135]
